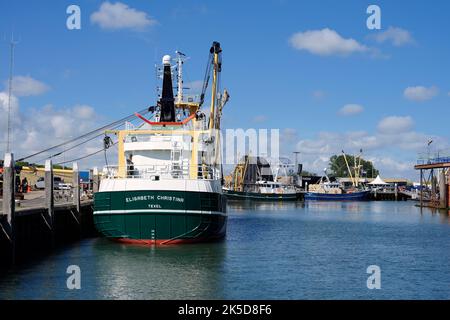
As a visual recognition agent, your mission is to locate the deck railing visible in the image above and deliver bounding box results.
[102,164,221,180]
[417,149,450,165]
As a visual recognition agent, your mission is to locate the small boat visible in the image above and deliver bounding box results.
[224,155,298,201]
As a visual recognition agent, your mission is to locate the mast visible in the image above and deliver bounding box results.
[6,36,18,153]
[175,51,185,104]
[342,150,356,187]
[209,42,222,130]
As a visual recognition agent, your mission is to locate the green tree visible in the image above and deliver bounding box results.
[301,170,317,177]
[328,154,379,178]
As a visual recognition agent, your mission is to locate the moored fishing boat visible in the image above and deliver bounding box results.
[305,151,370,201]
[93,42,229,244]
[224,155,298,200]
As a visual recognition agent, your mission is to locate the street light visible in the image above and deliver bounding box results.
[427,139,433,164]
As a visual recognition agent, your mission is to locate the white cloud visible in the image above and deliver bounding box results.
[339,104,363,116]
[371,157,413,174]
[289,28,368,56]
[404,86,438,102]
[4,76,50,97]
[0,91,19,115]
[91,1,157,31]
[372,26,415,47]
[0,91,106,168]
[377,116,414,134]
[73,105,96,120]
[292,127,447,179]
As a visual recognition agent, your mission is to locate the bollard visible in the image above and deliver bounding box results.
[2,153,15,263]
[73,162,80,213]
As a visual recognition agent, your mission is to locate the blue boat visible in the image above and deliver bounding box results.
[304,170,370,201]
[304,190,370,201]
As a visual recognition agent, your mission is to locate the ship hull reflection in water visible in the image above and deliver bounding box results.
[90,239,226,299]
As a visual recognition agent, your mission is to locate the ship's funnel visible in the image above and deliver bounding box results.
[159,55,176,122]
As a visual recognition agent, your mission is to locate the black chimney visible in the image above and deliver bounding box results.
[159,55,176,122]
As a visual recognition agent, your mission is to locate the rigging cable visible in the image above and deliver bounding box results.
[54,141,118,166]
[199,52,213,107]
[17,107,150,162]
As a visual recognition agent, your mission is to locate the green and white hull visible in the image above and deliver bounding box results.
[94,179,227,245]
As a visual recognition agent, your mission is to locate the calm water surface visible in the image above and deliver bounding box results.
[0,201,449,299]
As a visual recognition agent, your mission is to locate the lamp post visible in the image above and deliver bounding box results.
[427,139,433,164]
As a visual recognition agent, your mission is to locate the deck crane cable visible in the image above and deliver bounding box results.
[40,111,146,163]
[17,107,150,162]
[54,141,118,166]
[199,51,213,107]
[32,120,125,164]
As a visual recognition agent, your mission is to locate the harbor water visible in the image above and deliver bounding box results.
[0,201,449,300]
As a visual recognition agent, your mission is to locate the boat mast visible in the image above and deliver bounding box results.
[342,150,356,187]
[209,42,221,130]
[175,51,185,104]
[6,36,18,154]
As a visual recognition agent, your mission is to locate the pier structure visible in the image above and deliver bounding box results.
[414,150,450,210]
[0,153,96,268]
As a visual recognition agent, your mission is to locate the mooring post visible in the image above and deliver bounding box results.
[92,167,99,193]
[73,162,80,213]
[394,183,398,201]
[439,169,446,209]
[420,169,423,208]
[45,160,55,242]
[2,153,16,263]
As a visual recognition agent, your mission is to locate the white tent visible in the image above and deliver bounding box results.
[368,175,388,185]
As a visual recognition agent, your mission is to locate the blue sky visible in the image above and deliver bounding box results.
[0,0,449,179]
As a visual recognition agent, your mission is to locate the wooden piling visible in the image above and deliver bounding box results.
[2,153,15,263]
[44,160,55,245]
[394,183,398,201]
[420,169,423,208]
[92,167,99,193]
[73,162,80,213]
[439,170,446,209]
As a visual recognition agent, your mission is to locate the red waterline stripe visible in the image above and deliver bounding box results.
[113,238,204,246]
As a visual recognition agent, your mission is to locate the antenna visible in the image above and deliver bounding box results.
[6,33,19,154]
[293,151,300,166]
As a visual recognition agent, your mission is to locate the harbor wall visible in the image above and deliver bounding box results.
[0,154,98,270]
[0,204,96,269]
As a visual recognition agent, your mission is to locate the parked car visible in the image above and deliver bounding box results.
[34,177,65,190]
[58,183,72,190]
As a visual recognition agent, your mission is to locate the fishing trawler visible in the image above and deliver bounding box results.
[224,155,298,200]
[304,174,370,201]
[93,42,229,244]
[304,151,370,201]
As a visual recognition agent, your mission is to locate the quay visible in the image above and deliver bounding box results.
[0,153,97,268]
